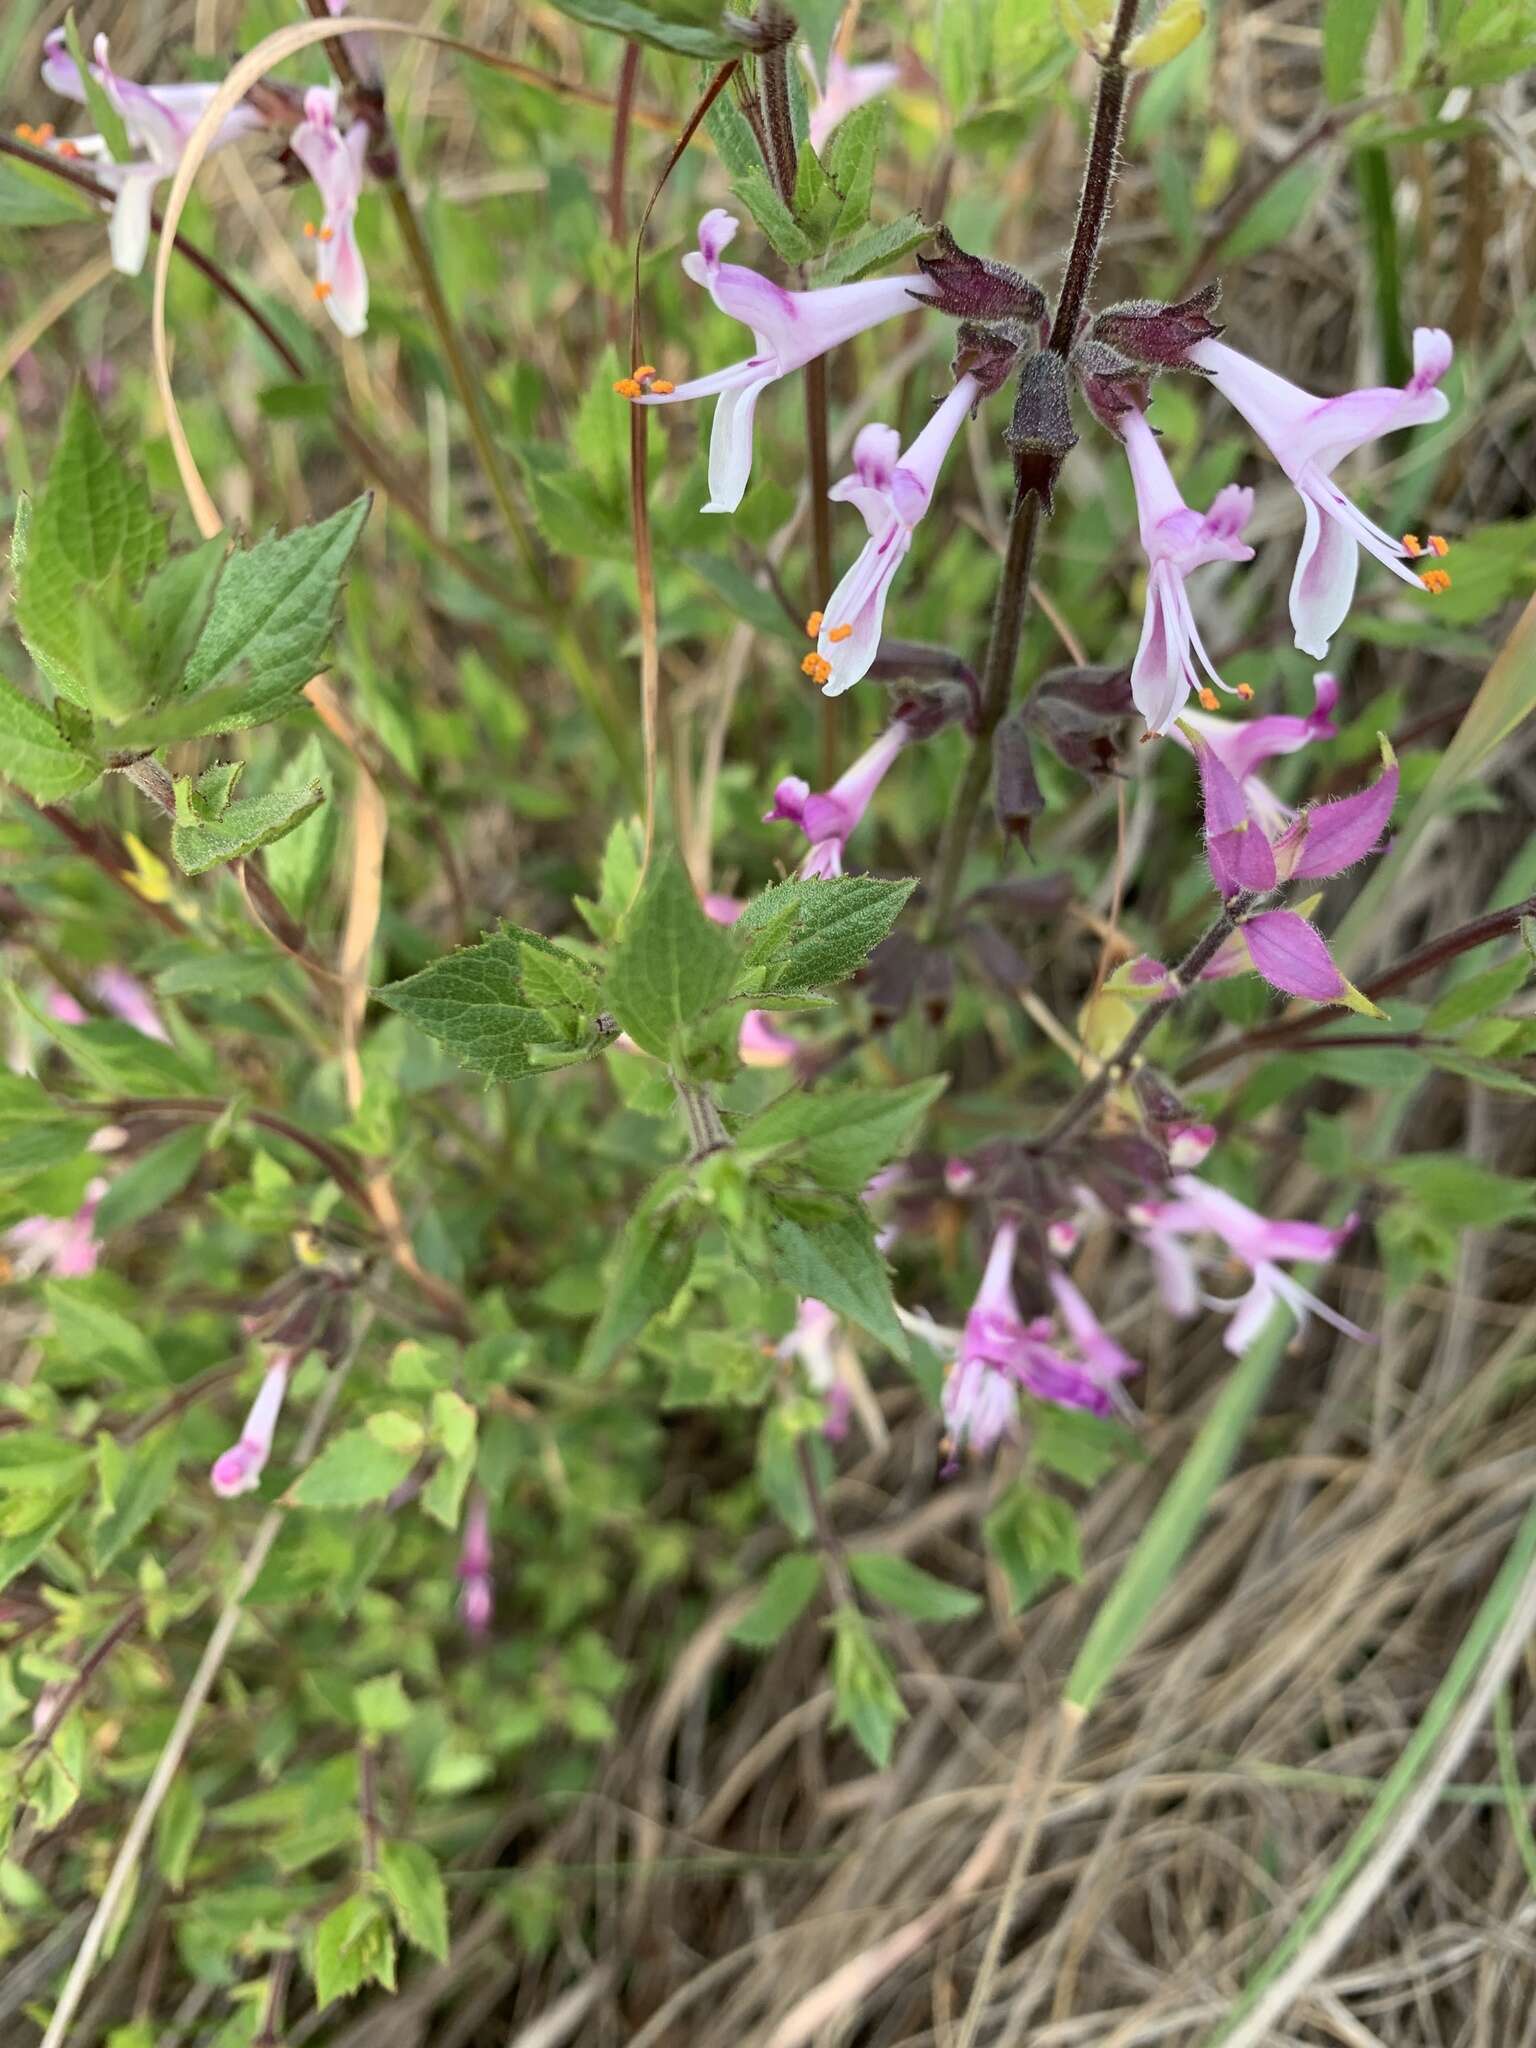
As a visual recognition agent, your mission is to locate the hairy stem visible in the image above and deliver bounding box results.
[1046,0,1143,356]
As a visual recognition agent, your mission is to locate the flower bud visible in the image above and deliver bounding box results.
[1005,350,1078,509]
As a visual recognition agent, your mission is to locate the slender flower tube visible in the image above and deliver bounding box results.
[805,45,901,154]
[457,1494,494,1634]
[942,1218,1029,1459]
[1120,407,1254,734]
[765,720,910,877]
[1189,328,1454,658]
[289,87,371,337]
[1133,1174,1367,1355]
[624,211,930,514]
[210,1351,294,1497]
[809,377,980,696]
[38,31,261,275]
[1023,1271,1141,1418]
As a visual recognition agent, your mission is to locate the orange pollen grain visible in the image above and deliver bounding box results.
[319,225,334,242]
[1197,687,1220,710]
[828,623,853,643]
[1421,567,1451,594]
[1427,534,1449,557]
[1235,683,1255,700]
[648,378,674,394]
[1401,533,1421,557]
[35,123,54,142]
[303,221,317,238]
[313,281,333,302]
[613,377,642,399]
[804,610,824,637]
[801,653,832,682]
[633,364,656,381]
[14,123,36,141]
[57,140,80,158]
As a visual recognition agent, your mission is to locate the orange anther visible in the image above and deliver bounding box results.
[313,280,333,302]
[1427,533,1449,556]
[613,377,642,399]
[1197,687,1219,710]
[1235,682,1254,700]
[34,123,53,142]
[648,378,674,394]
[1401,533,1421,557]
[319,226,334,242]
[804,610,824,637]
[14,123,35,142]
[633,364,656,381]
[57,140,80,159]
[801,653,832,683]
[1421,567,1451,594]
[828,623,853,643]
[303,221,317,238]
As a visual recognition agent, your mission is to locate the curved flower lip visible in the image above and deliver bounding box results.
[210,1353,293,1498]
[765,722,909,878]
[814,379,978,696]
[1190,329,1453,658]
[43,30,264,155]
[633,210,930,514]
[1174,674,1339,808]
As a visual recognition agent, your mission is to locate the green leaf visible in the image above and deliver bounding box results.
[680,553,802,645]
[736,875,915,996]
[286,1429,417,1511]
[377,927,597,1083]
[848,1552,982,1622]
[375,1840,450,1962]
[792,139,843,254]
[169,781,325,876]
[768,1203,907,1358]
[1218,162,1325,266]
[828,1605,906,1767]
[155,1775,205,1893]
[580,1209,694,1373]
[739,1076,946,1191]
[1323,0,1384,98]
[262,735,339,915]
[1380,1155,1536,1229]
[816,213,931,285]
[540,0,739,60]
[353,1673,413,1736]
[1426,957,1530,1033]
[730,1553,823,1648]
[92,1126,206,1240]
[1030,1403,1138,1486]
[12,385,167,710]
[91,1427,179,1574]
[0,672,101,800]
[0,154,97,227]
[171,496,371,734]
[704,91,767,181]
[822,100,885,239]
[311,1893,396,2006]
[136,539,230,699]
[729,167,816,265]
[44,1283,165,1387]
[13,990,211,1097]
[984,1481,1084,1613]
[601,846,738,1060]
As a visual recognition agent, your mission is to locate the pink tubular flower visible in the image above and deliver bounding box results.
[1190,725,1398,1010]
[1133,1174,1368,1355]
[1120,408,1254,734]
[811,377,979,695]
[457,1493,493,1635]
[765,720,909,877]
[1165,1121,1217,1170]
[1024,1271,1140,1419]
[210,1352,293,1498]
[1189,328,1454,658]
[629,210,929,513]
[738,1010,800,1067]
[93,967,171,1042]
[942,1218,1028,1459]
[805,45,902,155]
[289,88,370,338]
[4,1178,108,1281]
[39,31,261,276]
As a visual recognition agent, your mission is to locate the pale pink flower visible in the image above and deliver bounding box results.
[765,720,910,877]
[1120,407,1254,734]
[290,87,371,338]
[210,1352,293,1497]
[779,1297,852,1438]
[4,1178,108,1280]
[1190,328,1453,658]
[457,1493,493,1635]
[631,210,929,513]
[805,46,901,155]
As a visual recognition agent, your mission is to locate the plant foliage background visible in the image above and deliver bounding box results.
[1,0,1535,2042]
